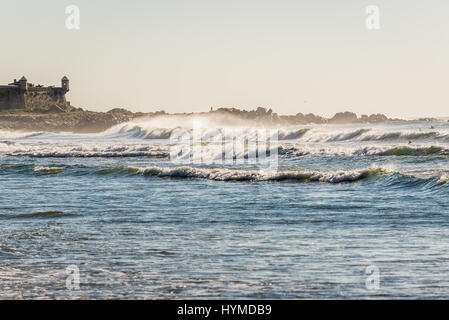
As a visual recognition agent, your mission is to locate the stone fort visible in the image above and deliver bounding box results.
[0,76,70,112]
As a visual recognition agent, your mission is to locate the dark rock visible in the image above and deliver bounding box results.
[330,112,358,124]
[107,108,132,114]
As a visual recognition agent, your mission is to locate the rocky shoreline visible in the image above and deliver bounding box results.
[0,106,437,133]
[0,108,141,133]
[209,107,403,125]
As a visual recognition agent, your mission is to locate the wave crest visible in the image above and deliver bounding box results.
[137,166,384,183]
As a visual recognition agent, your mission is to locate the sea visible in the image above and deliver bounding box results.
[1,117,449,299]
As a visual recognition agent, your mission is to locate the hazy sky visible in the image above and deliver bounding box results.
[2,0,449,118]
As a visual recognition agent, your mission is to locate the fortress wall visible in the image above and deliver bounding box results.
[28,87,55,92]
[0,88,25,110]
[24,89,69,111]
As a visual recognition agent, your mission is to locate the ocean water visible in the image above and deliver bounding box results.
[1,119,449,299]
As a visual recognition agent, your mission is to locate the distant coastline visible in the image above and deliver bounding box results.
[0,106,442,133]
[0,76,441,133]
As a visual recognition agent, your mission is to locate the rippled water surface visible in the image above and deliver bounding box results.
[1,120,449,299]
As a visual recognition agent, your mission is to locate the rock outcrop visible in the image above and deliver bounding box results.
[329,112,358,124]
[210,107,395,125]
[0,109,136,133]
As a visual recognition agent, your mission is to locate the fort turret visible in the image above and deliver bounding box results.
[62,76,69,93]
[19,76,27,93]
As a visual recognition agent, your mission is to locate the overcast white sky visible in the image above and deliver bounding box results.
[1,0,449,118]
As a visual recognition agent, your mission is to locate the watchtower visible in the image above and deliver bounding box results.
[62,76,69,93]
[19,76,27,93]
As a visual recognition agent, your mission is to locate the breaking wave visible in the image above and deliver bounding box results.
[12,150,168,158]
[121,165,449,187]
[137,166,385,183]
[278,128,310,140]
[360,131,443,141]
[1,162,449,187]
[326,129,371,142]
[4,144,449,158]
[113,126,177,139]
[0,163,387,182]
[279,144,449,157]
[3,143,169,158]
[378,146,444,156]
[34,166,66,174]
[106,126,442,143]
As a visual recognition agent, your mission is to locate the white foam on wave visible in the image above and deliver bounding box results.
[1,121,449,160]
[438,173,449,185]
[0,141,168,158]
[2,139,448,159]
[131,165,449,185]
[279,142,449,157]
[0,130,45,139]
[134,165,385,183]
[34,166,66,173]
